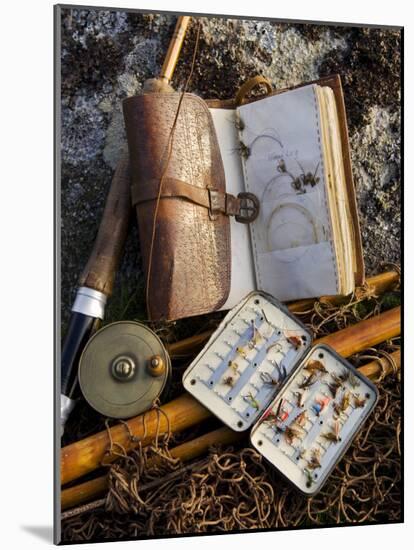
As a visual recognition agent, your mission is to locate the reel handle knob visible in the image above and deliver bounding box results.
[148,355,166,377]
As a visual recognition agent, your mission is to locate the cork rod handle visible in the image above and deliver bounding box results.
[78,152,131,296]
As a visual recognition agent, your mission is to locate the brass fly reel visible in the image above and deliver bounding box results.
[78,321,171,419]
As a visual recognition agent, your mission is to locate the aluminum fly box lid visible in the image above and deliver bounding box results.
[182,292,313,431]
[250,343,379,495]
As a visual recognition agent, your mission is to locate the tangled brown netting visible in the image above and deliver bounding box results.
[61,275,401,542]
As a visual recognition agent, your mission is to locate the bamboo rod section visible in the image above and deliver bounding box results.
[317,306,400,357]
[167,330,213,358]
[359,349,401,380]
[160,16,191,83]
[61,393,210,486]
[62,475,107,512]
[62,460,207,520]
[62,349,401,511]
[288,270,399,314]
[61,306,400,486]
[167,271,399,358]
[358,270,400,298]
[61,426,242,510]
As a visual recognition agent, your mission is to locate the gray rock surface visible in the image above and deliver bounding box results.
[59,8,401,328]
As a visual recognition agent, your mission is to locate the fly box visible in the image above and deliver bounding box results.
[183,292,378,495]
[250,343,379,495]
[183,291,313,431]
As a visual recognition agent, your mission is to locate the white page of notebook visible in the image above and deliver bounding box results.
[237,84,339,302]
[209,108,256,309]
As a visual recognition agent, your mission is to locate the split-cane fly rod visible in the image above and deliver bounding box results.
[60,153,131,435]
[60,15,192,435]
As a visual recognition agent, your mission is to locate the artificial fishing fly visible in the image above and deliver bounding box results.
[275,399,289,423]
[234,114,245,132]
[274,362,288,383]
[353,394,366,408]
[297,447,306,459]
[294,390,306,407]
[277,159,287,173]
[304,468,315,487]
[304,359,328,375]
[243,391,260,410]
[348,371,360,388]
[294,411,308,427]
[261,308,271,325]
[286,334,302,350]
[237,141,250,160]
[228,360,239,373]
[223,376,235,387]
[260,371,279,386]
[338,368,350,383]
[311,396,330,416]
[321,421,341,444]
[298,372,317,390]
[236,346,248,359]
[331,372,343,385]
[261,407,279,424]
[333,391,350,417]
[266,342,283,354]
[248,320,262,349]
[307,448,321,470]
[284,425,301,445]
[327,379,341,398]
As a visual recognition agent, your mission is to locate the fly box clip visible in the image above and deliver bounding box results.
[183,292,313,431]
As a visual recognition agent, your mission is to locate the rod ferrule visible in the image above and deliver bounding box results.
[72,287,107,320]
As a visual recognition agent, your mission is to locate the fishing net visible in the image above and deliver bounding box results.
[61,271,401,542]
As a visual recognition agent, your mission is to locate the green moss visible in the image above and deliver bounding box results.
[380,291,401,311]
[353,298,377,319]
[104,278,146,324]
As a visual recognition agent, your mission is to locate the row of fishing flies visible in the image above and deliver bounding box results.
[220,310,306,407]
[260,359,368,487]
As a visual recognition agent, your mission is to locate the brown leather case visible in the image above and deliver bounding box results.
[124,75,364,322]
[123,92,231,321]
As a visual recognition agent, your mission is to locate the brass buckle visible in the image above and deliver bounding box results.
[235,192,260,223]
[208,188,221,220]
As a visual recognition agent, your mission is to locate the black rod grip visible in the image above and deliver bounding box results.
[61,312,98,398]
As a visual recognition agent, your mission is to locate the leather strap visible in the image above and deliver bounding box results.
[132,178,237,214]
[132,178,259,222]
[235,75,273,106]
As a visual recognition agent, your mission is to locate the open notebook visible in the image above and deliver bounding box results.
[209,81,364,309]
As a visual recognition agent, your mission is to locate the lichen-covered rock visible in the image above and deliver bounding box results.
[59,8,401,328]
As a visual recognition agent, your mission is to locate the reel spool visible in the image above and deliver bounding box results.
[78,321,171,419]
